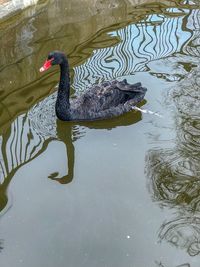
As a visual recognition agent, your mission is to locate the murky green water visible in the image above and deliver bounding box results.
[0,0,200,266]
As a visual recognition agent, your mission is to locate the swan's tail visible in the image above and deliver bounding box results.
[116,80,147,94]
[132,106,163,117]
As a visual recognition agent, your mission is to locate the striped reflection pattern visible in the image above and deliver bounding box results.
[183,9,200,57]
[73,10,192,92]
[0,114,46,185]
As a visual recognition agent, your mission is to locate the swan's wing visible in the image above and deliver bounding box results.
[70,98,140,121]
[70,79,147,120]
[86,79,147,110]
[110,79,146,93]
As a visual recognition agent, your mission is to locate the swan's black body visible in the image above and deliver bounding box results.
[40,51,147,121]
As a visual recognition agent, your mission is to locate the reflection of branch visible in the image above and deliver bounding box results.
[155,261,166,267]
[155,260,190,267]
[0,239,3,252]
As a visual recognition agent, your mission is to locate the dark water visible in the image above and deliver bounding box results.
[0,0,200,266]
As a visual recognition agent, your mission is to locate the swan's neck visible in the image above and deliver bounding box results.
[56,59,71,121]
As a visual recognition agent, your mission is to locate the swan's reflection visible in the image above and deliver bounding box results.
[47,122,75,184]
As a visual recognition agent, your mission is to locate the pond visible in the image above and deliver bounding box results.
[0,0,200,266]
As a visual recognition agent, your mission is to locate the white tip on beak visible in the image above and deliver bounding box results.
[40,67,45,72]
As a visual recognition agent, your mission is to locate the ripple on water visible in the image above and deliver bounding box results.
[28,93,57,138]
[28,92,86,141]
[159,216,200,256]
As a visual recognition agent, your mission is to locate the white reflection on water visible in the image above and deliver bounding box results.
[0,0,39,19]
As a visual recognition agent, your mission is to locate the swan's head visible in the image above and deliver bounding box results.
[40,51,66,72]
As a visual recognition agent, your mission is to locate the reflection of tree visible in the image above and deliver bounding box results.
[146,8,200,256]
[146,66,200,211]
[146,147,200,211]
[147,66,200,253]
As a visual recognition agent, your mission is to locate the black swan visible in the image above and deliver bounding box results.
[40,51,147,121]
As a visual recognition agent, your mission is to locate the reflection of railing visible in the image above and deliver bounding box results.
[0,114,45,185]
[146,9,200,256]
[183,9,200,56]
[73,9,193,92]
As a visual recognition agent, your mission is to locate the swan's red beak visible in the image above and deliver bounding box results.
[40,58,54,72]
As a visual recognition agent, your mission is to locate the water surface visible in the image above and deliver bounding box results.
[0,0,200,266]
